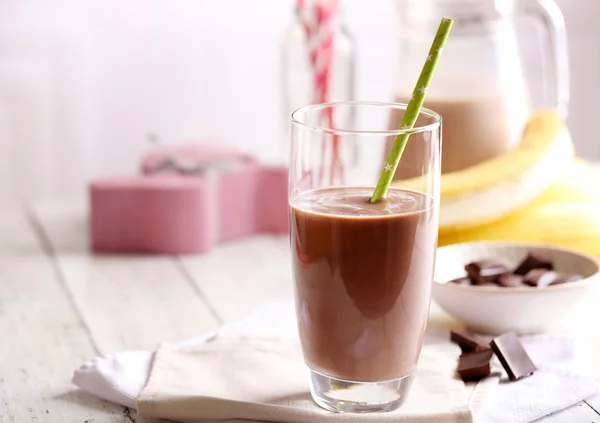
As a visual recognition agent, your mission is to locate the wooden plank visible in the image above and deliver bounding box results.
[179,235,293,322]
[536,401,600,422]
[0,210,130,422]
[31,203,220,352]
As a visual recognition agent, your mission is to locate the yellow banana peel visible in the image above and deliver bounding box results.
[395,110,574,231]
[393,108,600,257]
[439,160,600,257]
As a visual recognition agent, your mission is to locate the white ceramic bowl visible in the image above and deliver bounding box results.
[432,242,600,334]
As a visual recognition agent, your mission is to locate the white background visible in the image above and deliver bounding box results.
[0,0,598,207]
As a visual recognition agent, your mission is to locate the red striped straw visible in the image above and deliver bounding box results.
[297,0,343,184]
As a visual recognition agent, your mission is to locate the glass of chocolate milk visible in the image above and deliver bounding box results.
[289,102,441,412]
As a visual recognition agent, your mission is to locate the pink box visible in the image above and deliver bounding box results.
[89,144,288,255]
[90,176,215,254]
[217,164,289,240]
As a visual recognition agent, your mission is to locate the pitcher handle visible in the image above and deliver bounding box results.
[515,0,570,117]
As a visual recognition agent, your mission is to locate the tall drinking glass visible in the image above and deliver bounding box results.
[289,102,441,413]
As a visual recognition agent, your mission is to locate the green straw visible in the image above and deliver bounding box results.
[370,17,453,203]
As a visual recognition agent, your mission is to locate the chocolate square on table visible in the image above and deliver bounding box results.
[490,332,537,381]
[465,259,509,283]
[457,349,494,382]
[450,330,491,353]
[514,252,554,275]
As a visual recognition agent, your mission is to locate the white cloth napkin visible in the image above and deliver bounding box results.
[72,303,600,423]
[137,339,476,423]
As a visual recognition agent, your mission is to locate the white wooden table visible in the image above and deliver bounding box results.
[1,203,599,422]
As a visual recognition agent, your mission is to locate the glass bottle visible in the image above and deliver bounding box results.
[281,0,356,183]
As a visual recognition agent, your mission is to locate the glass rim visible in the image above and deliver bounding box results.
[290,101,442,136]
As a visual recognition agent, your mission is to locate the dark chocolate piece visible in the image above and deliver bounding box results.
[457,349,494,382]
[490,332,537,381]
[497,273,524,288]
[465,259,509,282]
[450,330,491,353]
[449,276,472,286]
[514,252,554,275]
[552,273,583,285]
[523,269,558,288]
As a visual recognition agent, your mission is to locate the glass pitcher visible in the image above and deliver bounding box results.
[394,0,569,174]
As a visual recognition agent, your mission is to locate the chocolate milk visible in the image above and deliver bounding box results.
[393,93,529,175]
[291,187,437,382]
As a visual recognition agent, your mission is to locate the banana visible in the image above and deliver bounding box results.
[439,160,600,257]
[394,110,574,231]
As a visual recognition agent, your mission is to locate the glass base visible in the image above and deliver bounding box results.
[309,368,414,413]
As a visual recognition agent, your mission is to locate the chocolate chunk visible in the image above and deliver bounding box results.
[457,349,494,382]
[450,330,491,353]
[514,252,554,275]
[490,332,536,381]
[497,273,524,288]
[449,276,472,286]
[465,259,509,283]
[552,273,583,285]
[523,269,558,288]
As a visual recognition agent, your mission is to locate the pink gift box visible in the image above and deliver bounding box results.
[217,164,289,240]
[89,144,288,255]
[90,176,216,254]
